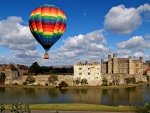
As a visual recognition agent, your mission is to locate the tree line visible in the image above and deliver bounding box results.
[27,62,73,75]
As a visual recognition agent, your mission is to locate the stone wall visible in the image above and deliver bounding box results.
[5,75,74,86]
[5,74,147,86]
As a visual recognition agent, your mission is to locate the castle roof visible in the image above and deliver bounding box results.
[0,64,17,71]
[147,67,150,71]
[20,65,28,70]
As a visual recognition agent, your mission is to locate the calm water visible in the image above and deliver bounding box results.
[0,84,150,106]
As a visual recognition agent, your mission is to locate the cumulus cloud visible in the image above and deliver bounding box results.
[104,3,150,34]
[0,16,42,65]
[116,36,150,60]
[145,34,150,38]
[116,49,131,55]
[41,30,112,65]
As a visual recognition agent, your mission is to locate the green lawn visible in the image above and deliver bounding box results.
[3,103,146,112]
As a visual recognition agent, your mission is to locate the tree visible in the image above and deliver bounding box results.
[48,75,58,85]
[73,77,80,85]
[0,72,6,84]
[25,76,36,84]
[81,78,88,85]
[28,62,42,74]
[61,67,67,73]
[102,77,108,86]
[59,81,68,87]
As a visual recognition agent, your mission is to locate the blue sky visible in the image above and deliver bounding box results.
[0,0,150,66]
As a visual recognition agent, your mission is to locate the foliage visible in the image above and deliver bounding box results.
[102,77,108,86]
[0,102,5,113]
[81,78,88,85]
[147,76,150,82]
[10,102,30,113]
[59,81,68,87]
[73,78,80,85]
[0,73,6,84]
[28,62,43,75]
[125,77,136,84]
[145,103,150,113]
[48,75,58,85]
[23,82,27,85]
[25,76,36,84]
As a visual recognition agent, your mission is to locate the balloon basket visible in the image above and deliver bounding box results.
[44,53,49,59]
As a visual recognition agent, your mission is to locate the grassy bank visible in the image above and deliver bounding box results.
[0,82,150,89]
[0,85,54,89]
[3,103,146,112]
[64,82,150,89]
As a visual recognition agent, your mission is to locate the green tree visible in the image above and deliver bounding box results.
[147,76,150,82]
[81,78,88,85]
[61,67,67,73]
[0,72,6,84]
[48,75,58,85]
[102,77,108,86]
[28,62,42,75]
[25,76,36,84]
[74,77,80,85]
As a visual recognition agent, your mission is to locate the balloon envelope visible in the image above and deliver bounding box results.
[29,4,67,52]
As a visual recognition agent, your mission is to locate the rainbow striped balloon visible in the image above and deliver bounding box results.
[29,4,67,52]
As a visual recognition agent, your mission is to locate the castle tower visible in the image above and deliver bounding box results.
[108,54,112,73]
[101,59,104,73]
[112,54,117,73]
[128,56,132,74]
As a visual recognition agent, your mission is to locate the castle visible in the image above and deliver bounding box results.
[101,54,144,74]
[74,54,149,85]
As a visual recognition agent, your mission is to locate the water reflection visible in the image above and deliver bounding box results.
[0,84,150,106]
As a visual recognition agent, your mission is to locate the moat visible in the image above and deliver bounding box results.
[0,84,150,106]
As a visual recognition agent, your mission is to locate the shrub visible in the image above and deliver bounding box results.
[147,76,150,82]
[25,76,36,84]
[145,103,150,113]
[48,75,58,85]
[23,82,27,85]
[102,77,108,86]
[59,81,68,87]
[73,77,80,85]
[0,102,5,113]
[81,78,88,85]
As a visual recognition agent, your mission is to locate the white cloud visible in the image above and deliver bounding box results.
[145,34,150,38]
[116,49,131,55]
[0,16,42,65]
[117,36,150,52]
[134,52,144,57]
[104,3,150,34]
[41,30,112,65]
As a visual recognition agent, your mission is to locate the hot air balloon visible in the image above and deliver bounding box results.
[28,4,67,59]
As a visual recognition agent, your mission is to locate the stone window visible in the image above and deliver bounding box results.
[88,68,90,70]
[97,73,99,75]
[97,68,99,70]
[79,68,82,70]
[79,72,82,75]
[88,72,90,75]
[136,69,138,73]
[135,64,139,67]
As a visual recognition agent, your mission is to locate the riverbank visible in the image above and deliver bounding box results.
[3,104,146,112]
[64,82,150,89]
[0,82,150,89]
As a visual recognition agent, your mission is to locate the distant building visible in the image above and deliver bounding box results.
[101,54,144,74]
[0,64,28,81]
[74,61,101,85]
